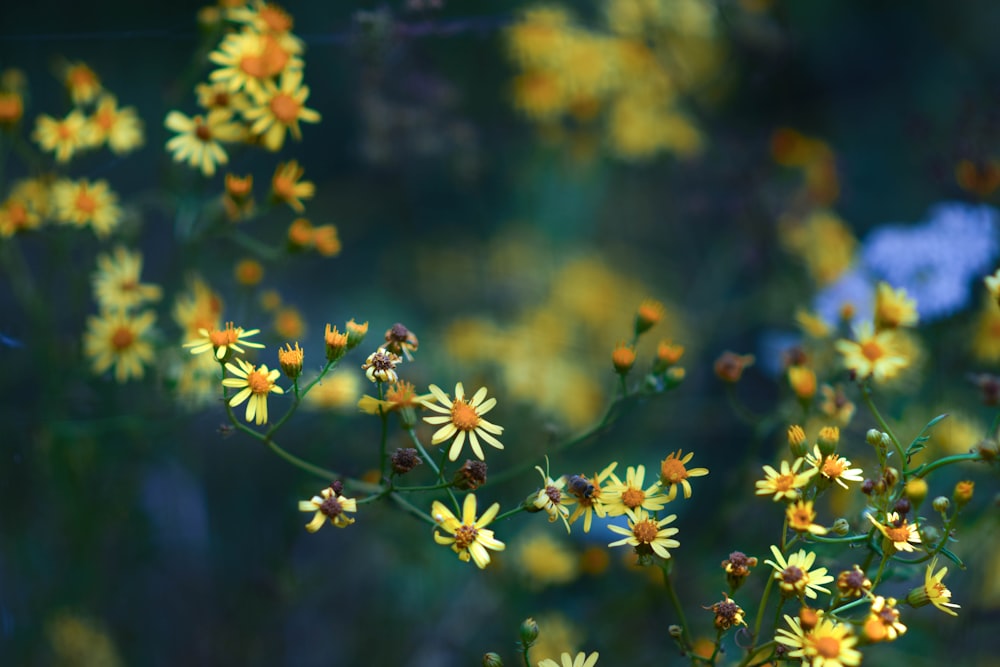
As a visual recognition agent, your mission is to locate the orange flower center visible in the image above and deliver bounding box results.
[7,202,28,227]
[260,5,293,32]
[261,37,290,77]
[821,457,846,477]
[0,94,23,122]
[660,458,688,484]
[632,519,659,543]
[96,107,115,131]
[239,54,269,80]
[451,401,480,431]
[110,325,134,350]
[453,524,478,549]
[213,91,231,107]
[790,508,812,527]
[194,117,213,142]
[885,524,911,543]
[270,93,300,124]
[57,122,75,140]
[247,369,272,394]
[75,189,97,215]
[119,279,138,293]
[774,473,795,492]
[814,636,841,659]
[209,326,239,346]
[860,340,884,361]
[621,487,645,509]
[273,175,295,199]
[68,67,97,90]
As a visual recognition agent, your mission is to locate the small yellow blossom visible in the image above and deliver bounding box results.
[775,614,861,667]
[298,485,356,531]
[511,529,579,588]
[607,509,679,560]
[604,464,668,519]
[83,310,156,383]
[836,565,872,599]
[195,81,251,113]
[358,380,431,415]
[91,246,162,313]
[611,341,636,374]
[907,559,960,616]
[63,62,101,105]
[51,178,121,238]
[562,464,616,533]
[867,511,921,553]
[270,160,314,212]
[0,91,24,126]
[422,382,504,461]
[864,596,906,642]
[786,499,828,535]
[765,545,834,599]
[277,341,303,379]
[634,298,665,334]
[221,357,285,425]
[226,0,304,55]
[234,258,264,286]
[531,465,571,531]
[755,457,817,501]
[708,593,747,630]
[538,652,599,667]
[86,95,144,154]
[244,68,321,151]
[431,493,505,568]
[874,282,918,330]
[658,449,709,501]
[0,196,42,237]
[164,109,244,177]
[184,321,264,360]
[208,29,301,96]
[805,445,864,490]
[33,111,93,163]
[361,347,401,383]
[818,384,855,426]
[787,365,817,401]
[835,321,909,383]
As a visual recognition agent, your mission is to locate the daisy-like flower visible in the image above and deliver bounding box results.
[755,457,817,502]
[530,465,570,531]
[209,29,302,96]
[658,449,709,501]
[361,347,402,383]
[835,321,909,383]
[607,509,680,560]
[561,463,617,533]
[357,380,432,415]
[708,593,747,630]
[226,0,304,55]
[63,62,102,105]
[33,111,93,163]
[538,652,599,667]
[270,159,314,212]
[836,565,872,599]
[83,310,156,383]
[0,196,42,237]
[422,382,504,461]
[776,614,861,667]
[874,282,918,330]
[243,68,321,151]
[86,95,144,154]
[604,464,669,519]
[184,321,264,360]
[51,178,121,238]
[907,558,960,616]
[786,499,828,535]
[863,596,907,642]
[91,246,162,313]
[431,493,505,569]
[298,485,356,531]
[867,511,921,553]
[164,109,244,177]
[195,81,252,113]
[173,276,224,340]
[222,357,285,425]
[805,445,864,490]
[765,545,834,599]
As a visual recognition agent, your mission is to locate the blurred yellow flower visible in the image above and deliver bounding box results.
[511,529,579,588]
[270,159,314,212]
[874,282,918,330]
[245,68,320,151]
[52,178,121,238]
[538,652,599,667]
[92,246,162,313]
[33,111,93,163]
[835,321,909,383]
[164,109,244,177]
[83,310,156,383]
[755,457,816,501]
[87,95,144,154]
[184,321,264,360]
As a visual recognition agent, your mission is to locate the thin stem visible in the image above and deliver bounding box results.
[378,381,388,479]
[749,575,775,655]
[907,452,980,478]
[859,384,907,466]
[406,428,460,512]
[661,560,693,652]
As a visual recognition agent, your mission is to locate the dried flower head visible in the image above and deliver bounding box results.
[361,346,401,383]
[714,351,755,383]
[708,593,746,630]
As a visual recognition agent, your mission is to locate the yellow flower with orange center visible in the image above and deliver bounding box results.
[607,509,679,560]
[634,298,665,334]
[805,445,863,490]
[91,246,162,313]
[83,310,156,383]
[164,109,245,177]
[64,62,101,105]
[835,321,909,383]
[863,596,906,643]
[867,511,920,553]
[245,69,321,152]
[33,111,93,163]
[786,499,828,535]
[52,178,121,238]
[227,0,304,55]
[874,282,918,330]
[787,365,817,401]
[0,196,42,237]
[765,545,834,599]
[222,357,285,425]
[184,321,265,360]
[422,382,504,461]
[657,449,709,501]
[604,465,668,519]
[0,91,24,125]
[611,341,636,374]
[277,341,303,379]
[775,614,861,667]
[86,95,144,154]
[208,29,302,96]
[431,493,505,569]
[270,160,314,212]
[755,457,816,501]
[907,559,960,616]
[561,463,617,533]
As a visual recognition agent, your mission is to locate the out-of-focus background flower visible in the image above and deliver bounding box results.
[1,1,999,665]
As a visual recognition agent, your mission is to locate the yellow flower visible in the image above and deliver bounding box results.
[226,0,304,55]
[83,310,156,383]
[607,509,680,560]
[244,68,321,151]
[184,321,264,360]
[531,465,571,531]
[867,511,920,553]
[164,109,244,177]
[834,321,909,383]
[818,384,855,426]
[874,282,918,330]
[208,29,302,96]
[195,81,252,113]
[863,596,906,642]
[775,614,861,667]
[357,380,432,414]
[277,341,303,379]
[786,499,828,535]
[795,309,833,338]
[805,445,863,490]
[431,493,505,568]
[562,463,617,533]
[298,485,356,531]
[63,62,102,105]
[422,382,504,461]
[908,558,960,616]
[222,357,285,425]
[765,545,834,599]
[708,593,747,630]
[0,196,42,237]
[51,178,121,238]
[506,7,573,68]
[787,365,817,401]
[172,276,223,339]
[511,70,569,120]
[91,246,162,313]
[270,159,314,212]
[538,652,599,667]
[835,565,871,599]
[33,111,93,163]
[604,464,669,519]
[658,449,709,501]
[755,457,816,501]
[86,95,144,154]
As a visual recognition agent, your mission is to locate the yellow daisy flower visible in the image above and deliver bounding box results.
[357,380,432,415]
[51,178,121,238]
[361,347,401,383]
[531,465,571,531]
[867,511,920,553]
[164,109,244,177]
[538,652,599,667]
[298,485,357,531]
[607,509,679,560]
[863,596,906,642]
[33,111,93,163]
[222,357,285,425]
[63,62,102,105]
[226,0,304,55]
[83,310,156,383]
[86,95,144,154]
[834,321,909,383]
[765,545,834,599]
[195,81,252,113]
[604,464,669,519]
[431,493,505,569]
[208,29,302,96]
[184,321,264,360]
[775,614,861,667]
[244,68,321,151]
[91,246,162,313]
[805,445,864,490]
[658,449,709,501]
[172,276,223,340]
[561,463,617,533]
[786,499,828,535]
[874,282,918,330]
[907,558,960,616]
[755,457,817,501]
[270,159,314,212]
[422,382,504,461]
[0,196,42,237]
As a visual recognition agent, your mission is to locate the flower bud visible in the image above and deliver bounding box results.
[453,460,488,490]
[518,618,539,647]
[634,299,665,335]
[866,429,884,447]
[787,425,809,458]
[788,366,817,402]
[277,342,304,380]
[612,342,636,375]
[482,653,504,667]
[904,477,928,508]
[390,448,422,475]
[817,426,840,457]
[668,625,683,639]
[953,480,974,508]
[977,438,999,461]
[714,351,755,383]
[893,497,911,517]
[345,319,368,350]
[932,496,950,513]
[882,467,899,488]
[832,518,850,536]
[324,324,348,362]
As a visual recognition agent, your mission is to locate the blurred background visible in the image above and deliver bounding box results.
[1,0,999,665]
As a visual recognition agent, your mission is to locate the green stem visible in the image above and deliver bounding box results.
[907,452,980,478]
[406,428,460,513]
[749,575,775,655]
[661,560,693,652]
[493,505,528,523]
[378,381,388,479]
[859,384,907,466]
[388,491,437,525]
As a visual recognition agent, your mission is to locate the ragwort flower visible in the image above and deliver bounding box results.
[86,95,144,154]
[562,463,616,533]
[83,310,156,383]
[270,159,314,212]
[805,445,864,490]
[52,178,121,238]
[244,68,320,151]
[658,449,709,501]
[422,382,504,461]
[786,499,828,535]
[222,357,285,425]
[863,596,906,642]
[164,109,244,177]
[607,509,679,560]
[208,29,301,95]
[361,347,401,383]
[431,493,505,569]
[775,614,861,667]
[604,464,669,519]
[299,485,356,531]
[91,246,162,313]
[538,652,599,667]
[906,558,960,616]
[184,321,264,360]
[33,110,92,162]
[765,545,834,599]
[755,457,817,501]
[867,511,920,553]
[835,321,909,383]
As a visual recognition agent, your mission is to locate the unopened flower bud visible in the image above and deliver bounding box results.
[612,342,636,375]
[668,625,683,639]
[893,498,911,516]
[714,351,755,383]
[905,478,928,508]
[866,429,884,447]
[932,496,950,513]
[921,525,941,544]
[519,618,539,647]
[345,319,368,350]
[882,467,899,488]
[832,518,850,536]
[860,479,875,495]
[799,606,820,631]
[482,652,504,667]
[953,480,974,508]
[453,460,488,490]
[817,426,840,457]
[787,425,809,458]
[324,324,348,362]
[278,342,304,379]
[635,299,665,335]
